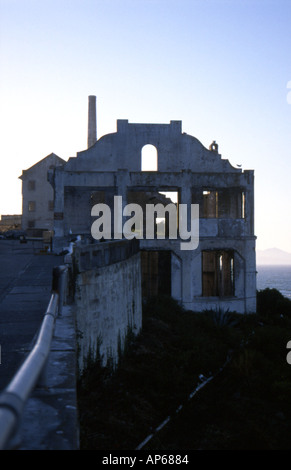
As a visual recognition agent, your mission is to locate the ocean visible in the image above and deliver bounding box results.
[256,265,291,300]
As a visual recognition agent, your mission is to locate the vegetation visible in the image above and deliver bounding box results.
[77,289,291,450]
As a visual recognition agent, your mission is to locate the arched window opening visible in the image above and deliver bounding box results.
[141,144,158,171]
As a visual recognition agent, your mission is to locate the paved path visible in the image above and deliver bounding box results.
[0,240,62,391]
[0,239,79,449]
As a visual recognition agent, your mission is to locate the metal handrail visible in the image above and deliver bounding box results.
[0,265,68,450]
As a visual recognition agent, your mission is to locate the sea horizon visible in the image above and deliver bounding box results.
[256,264,291,299]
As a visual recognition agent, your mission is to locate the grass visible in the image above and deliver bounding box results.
[77,289,291,450]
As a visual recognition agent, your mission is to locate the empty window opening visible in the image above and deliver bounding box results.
[202,190,218,218]
[28,180,35,191]
[28,201,36,212]
[202,250,234,297]
[127,190,178,238]
[141,144,158,171]
[90,190,105,207]
[141,250,171,298]
[159,191,178,203]
[27,219,35,228]
[242,191,245,219]
[217,188,245,219]
[201,189,245,219]
[157,191,178,234]
[90,189,116,238]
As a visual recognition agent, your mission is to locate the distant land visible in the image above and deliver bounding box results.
[256,248,291,265]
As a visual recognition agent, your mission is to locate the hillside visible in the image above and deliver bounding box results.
[78,291,291,450]
[256,248,291,265]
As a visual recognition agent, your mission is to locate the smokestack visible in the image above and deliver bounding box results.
[87,95,97,148]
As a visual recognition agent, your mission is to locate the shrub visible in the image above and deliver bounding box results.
[257,288,291,318]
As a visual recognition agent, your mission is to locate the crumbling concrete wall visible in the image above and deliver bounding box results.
[73,240,142,373]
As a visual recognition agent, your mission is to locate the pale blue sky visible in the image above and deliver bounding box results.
[0,0,291,252]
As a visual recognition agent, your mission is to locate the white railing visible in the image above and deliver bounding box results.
[0,265,68,450]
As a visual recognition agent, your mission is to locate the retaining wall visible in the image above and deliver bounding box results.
[73,240,142,372]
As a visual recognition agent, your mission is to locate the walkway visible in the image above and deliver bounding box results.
[0,240,79,449]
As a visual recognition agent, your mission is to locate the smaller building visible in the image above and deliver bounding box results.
[19,153,65,236]
[0,214,22,233]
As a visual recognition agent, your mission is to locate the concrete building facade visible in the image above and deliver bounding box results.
[49,97,256,314]
[20,153,65,236]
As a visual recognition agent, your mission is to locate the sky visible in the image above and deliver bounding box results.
[0,0,290,252]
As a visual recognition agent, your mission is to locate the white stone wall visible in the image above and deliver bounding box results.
[74,252,142,373]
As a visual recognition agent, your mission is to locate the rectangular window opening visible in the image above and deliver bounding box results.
[201,188,246,219]
[27,220,35,228]
[127,190,178,238]
[28,180,35,191]
[242,191,245,219]
[202,190,218,218]
[28,201,36,212]
[141,250,171,298]
[202,250,234,297]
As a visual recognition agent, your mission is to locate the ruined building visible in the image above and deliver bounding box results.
[49,96,256,313]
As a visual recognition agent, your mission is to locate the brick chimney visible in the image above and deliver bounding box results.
[87,95,97,148]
